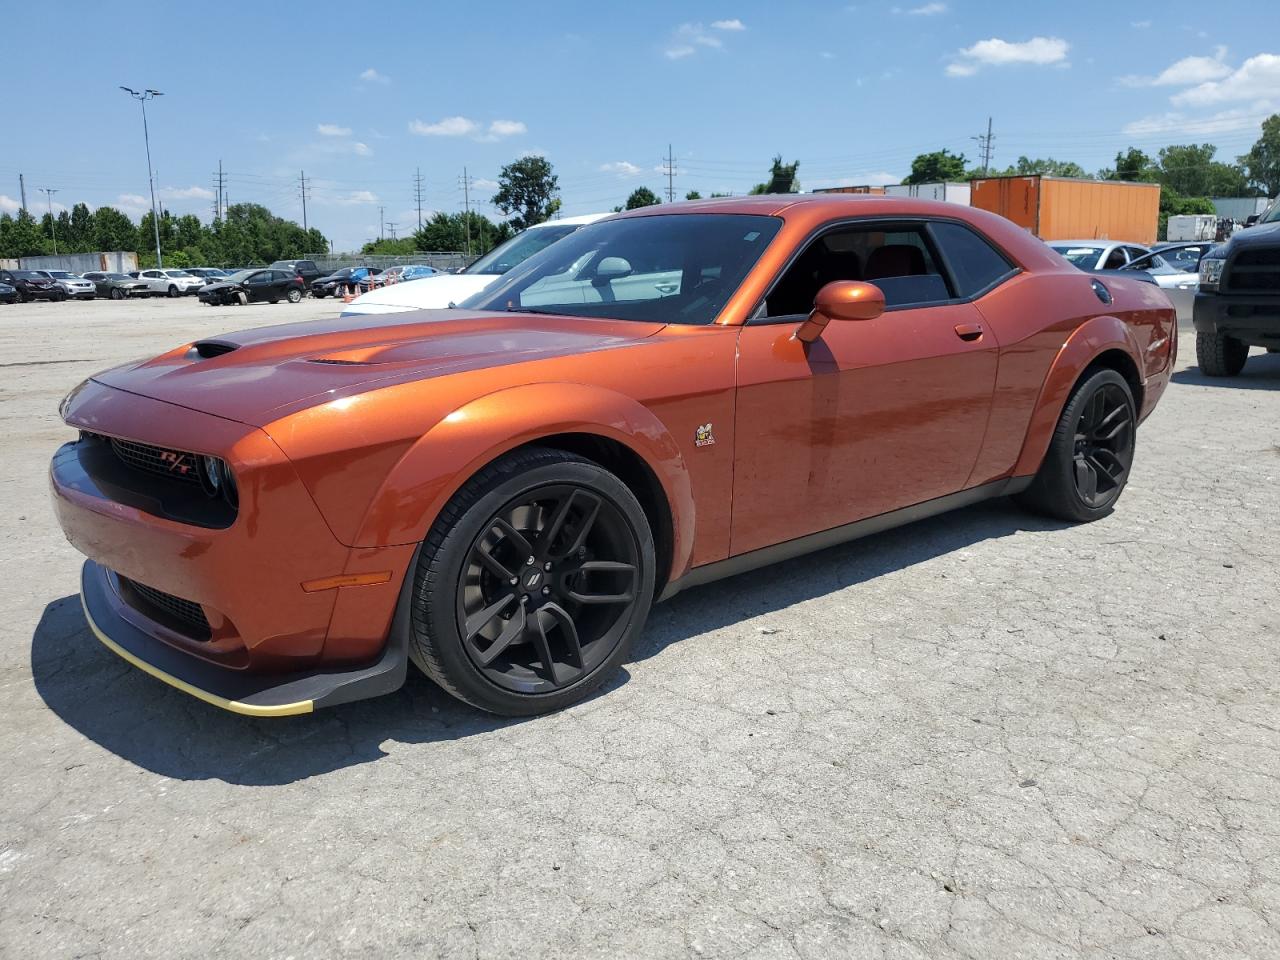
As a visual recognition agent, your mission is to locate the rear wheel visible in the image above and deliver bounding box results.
[1196,331,1248,377]
[52,289,67,302]
[109,287,124,301]
[410,447,655,716]
[1015,368,1136,523]
[286,288,302,303]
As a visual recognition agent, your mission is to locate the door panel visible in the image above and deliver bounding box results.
[731,304,999,556]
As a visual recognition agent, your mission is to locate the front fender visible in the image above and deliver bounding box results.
[349,382,696,582]
[1011,315,1143,478]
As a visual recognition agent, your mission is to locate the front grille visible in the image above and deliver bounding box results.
[1227,248,1280,293]
[120,577,212,639]
[110,437,202,485]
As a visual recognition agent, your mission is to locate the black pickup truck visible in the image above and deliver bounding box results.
[1193,201,1280,376]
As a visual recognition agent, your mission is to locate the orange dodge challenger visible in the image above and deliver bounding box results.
[51,196,1174,717]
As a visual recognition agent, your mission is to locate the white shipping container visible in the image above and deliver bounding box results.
[1166,214,1217,241]
[883,182,971,205]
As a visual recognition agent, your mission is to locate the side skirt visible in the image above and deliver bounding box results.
[658,477,1032,602]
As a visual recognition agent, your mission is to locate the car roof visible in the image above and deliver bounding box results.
[529,212,611,229]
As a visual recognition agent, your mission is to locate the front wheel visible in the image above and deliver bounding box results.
[1015,368,1136,523]
[1196,331,1248,377]
[409,447,656,715]
[166,285,178,298]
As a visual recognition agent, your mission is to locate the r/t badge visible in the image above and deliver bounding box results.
[695,423,715,447]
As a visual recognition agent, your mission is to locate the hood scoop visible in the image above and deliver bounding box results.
[187,340,239,359]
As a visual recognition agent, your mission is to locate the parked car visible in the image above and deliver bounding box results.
[311,266,380,298]
[342,213,610,316]
[185,268,231,284]
[50,195,1174,718]
[1116,249,1199,322]
[0,282,16,305]
[357,264,440,291]
[39,270,98,300]
[268,259,323,286]
[0,268,62,301]
[83,272,151,300]
[1193,199,1280,376]
[198,268,306,305]
[1049,241,1197,321]
[130,269,206,297]
[1151,242,1211,273]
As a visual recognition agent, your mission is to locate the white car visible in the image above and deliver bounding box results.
[341,213,611,317]
[131,268,206,297]
[1049,239,1198,321]
[39,270,97,299]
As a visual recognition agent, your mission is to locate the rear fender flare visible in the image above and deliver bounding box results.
[351,382,694,581]
[1012,315,1143,477]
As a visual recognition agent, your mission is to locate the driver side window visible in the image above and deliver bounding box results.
[1103,248,1127,270]
[764,223,949,316]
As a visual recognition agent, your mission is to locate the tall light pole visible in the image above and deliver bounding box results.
[120,86,164,267]
[39,187,59,255]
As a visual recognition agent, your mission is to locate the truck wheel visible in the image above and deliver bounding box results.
[409,447,655,716]
[1196,331,1248,377]
[1015,368,1136,524]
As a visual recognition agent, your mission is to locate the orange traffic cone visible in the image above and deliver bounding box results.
[342,283,354,303]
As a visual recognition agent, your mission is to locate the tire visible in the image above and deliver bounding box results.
[166,285,178,298]
[235,291,248,307]
[409,446,656,716]
[269,299,279,304]
[1196,331,1248,377]
[110,287,124,301]
[286,288,302,303]
[52,290,68,302]
[1015,368,1137,524]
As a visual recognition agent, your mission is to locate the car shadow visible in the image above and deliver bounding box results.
[1172,349,1280,389]
[31,497,1067,786]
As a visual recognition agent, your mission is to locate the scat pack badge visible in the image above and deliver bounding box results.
[694,423,715,448]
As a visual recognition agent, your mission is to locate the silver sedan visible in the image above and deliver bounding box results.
[1049,240,1198,321]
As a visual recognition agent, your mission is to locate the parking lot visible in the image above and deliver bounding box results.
[1,297,1278,958]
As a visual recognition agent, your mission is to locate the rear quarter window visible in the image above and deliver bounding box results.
[930,221,1016,298]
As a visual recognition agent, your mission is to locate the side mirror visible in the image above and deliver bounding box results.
[794,280,885,344]
[594,256,633,281]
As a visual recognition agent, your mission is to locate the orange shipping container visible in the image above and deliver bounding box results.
[969,175,1160,245]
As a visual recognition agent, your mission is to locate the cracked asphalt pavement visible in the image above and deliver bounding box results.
[1,297,1278,959]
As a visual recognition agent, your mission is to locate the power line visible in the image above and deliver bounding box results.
[663,144,677,202]
[972,117,996,176]
[459,167,474,257]
[212,159,226,220]
[385,221,398,241]
[378,205,385,241]
[39,187,59,254]
[298,170,311,232]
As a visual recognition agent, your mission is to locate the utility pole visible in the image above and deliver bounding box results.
[460,167,473,257]
[211,160,226,220]
[663,144,677,202]
[298,170,310,232]
[39,187,59,254]
[120,86,164,267]
[18,173,27,214]
[971,116,995,177]
[385,221,398,241]
[413,168,426,231]
[378,206,385,241]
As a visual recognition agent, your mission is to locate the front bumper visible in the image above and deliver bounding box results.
[80,560,409,716]
[1194,291,1280,345]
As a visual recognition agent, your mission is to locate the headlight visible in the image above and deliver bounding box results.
[198,455,238,507]
[1199,257,1225,290]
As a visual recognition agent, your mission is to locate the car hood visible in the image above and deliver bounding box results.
[342,273,499,314]
[91,310,666,426]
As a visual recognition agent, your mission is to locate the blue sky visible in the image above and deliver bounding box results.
[3,0,1278,251]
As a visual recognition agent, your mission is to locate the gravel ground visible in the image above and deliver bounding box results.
[1,297,1277,960]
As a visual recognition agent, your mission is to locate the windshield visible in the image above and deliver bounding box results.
[465,224,580,275]
[224,270,256,282]
[464,214,783,326]
[1050,245,1105,267]
[11,271,40,279]
[105,273,130,280]
[1259,201,1280,224]
[163,270,193,278]
[48,271,75,279]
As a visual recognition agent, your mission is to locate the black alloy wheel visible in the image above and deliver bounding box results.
[1016,367,1136,522]
[110,287,124,300]
[410,447,655,715]
[1070,381,1134,508]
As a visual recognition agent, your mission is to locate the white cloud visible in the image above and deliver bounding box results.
[1121,48,1232,88]
[317,123,352,137]
[1131,20,1151,28]
[473,178,499,190]
[0,194,20,214]
[332,190,379,206]
[829,172,900,188]
[353,142,372,156]
[115,194,150,214]
[600,161,643,177]
[410,116,480,137]
[159,185,215,201]
[359,68,389,84]
[897,2,947,14]
[948,36,1069,75]
[664,21,742,58]
[1172,52,1280,105]
[820,51,835,60]
[487,119,527,137]
[1123,105,1276,136]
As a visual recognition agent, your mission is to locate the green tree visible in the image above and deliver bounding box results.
[990,156,1089,178]
[66,203,94,252]
[92,206,138,252]
[750,155,801,194]
[684,190,703,200]
[904,149,967,184]
[1155,144,1249,197]
[360,237,418,256]
[412,211,512,255]
[492,156,561,231]
[625,186,661,209]
[0,211,48,258]
[1239,114,1280,197]
[1108,147,1156,182]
